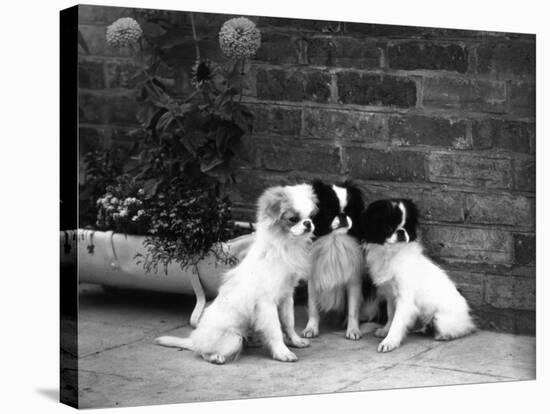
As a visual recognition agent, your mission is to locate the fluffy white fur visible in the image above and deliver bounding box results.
[155,184,316,364]
[365,241,476,353]
[303,232,364,339]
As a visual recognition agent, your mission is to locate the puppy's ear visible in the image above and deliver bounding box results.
[257,186,289,223]
[401,199,419,241]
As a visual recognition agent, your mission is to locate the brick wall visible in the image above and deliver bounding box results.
[77,5,536,334]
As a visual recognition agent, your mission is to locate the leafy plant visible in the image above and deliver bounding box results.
[95,175,150,235]
[87,12,260,272]
[80,149,125,228]
[137,182,235,273]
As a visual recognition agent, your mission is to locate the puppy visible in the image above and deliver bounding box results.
[155,184,317,364]
[360,199,476,353]
[302,180,366,340]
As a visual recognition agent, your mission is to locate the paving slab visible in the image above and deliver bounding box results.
[76,284,536,409]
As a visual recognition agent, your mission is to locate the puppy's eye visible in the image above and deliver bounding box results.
[288,216,300,224]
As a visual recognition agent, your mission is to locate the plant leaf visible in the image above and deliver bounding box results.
[143,178,162,197]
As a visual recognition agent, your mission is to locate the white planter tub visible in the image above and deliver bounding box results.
[61,229,254,326]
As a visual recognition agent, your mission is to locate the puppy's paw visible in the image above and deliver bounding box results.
[377,337,400,353]
[289,336,310,348]
[302,325,319,338]
[345,326,362,340]
[434,333,452,341]
[205,354,226,364]
[374,327,389,338]
[272,348,298,362]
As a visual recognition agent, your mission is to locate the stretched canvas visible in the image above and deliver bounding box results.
[60,3,536,409]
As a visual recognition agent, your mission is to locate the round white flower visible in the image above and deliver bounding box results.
[218,17,261,58]
[106,17,143,49]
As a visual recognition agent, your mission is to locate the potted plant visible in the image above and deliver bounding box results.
[65,12,263,326]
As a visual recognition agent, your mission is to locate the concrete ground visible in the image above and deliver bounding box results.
[77,284,536,409]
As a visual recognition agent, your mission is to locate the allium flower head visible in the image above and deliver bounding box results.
[106,17,143,49]
[218,17,261,58]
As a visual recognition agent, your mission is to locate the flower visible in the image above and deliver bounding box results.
[218,17,261,58]
[191,60,212,85]
[106,17,143,49]
[191,59,223,87]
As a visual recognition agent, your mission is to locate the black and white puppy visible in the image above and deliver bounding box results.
[302,180,366,340]
[360,199,476,353]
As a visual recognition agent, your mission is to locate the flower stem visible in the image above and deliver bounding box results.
[189,12,201,61]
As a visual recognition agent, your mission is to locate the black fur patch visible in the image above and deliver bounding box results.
[359,198,419,244]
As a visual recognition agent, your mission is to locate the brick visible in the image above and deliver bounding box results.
[255,139,341,174]
[346,148,426,182]
[514,158,535,192]
[79,92,139,125]
[359,184,464,223]
[485,275,535,310]
[251,106,302,136]
[78,24,134,57]
[418,190,465,223]
[514,234,535,266]
[78,4,126,25]
[161,40,225,65]
[389,115,468,148]
[464,193,534,227]
[256,68,331,103]
[259,17,340,31]
[475,307,535,335]
[344,23,428,37]
[439,259,535,280]
[423,77,506,113]
[343,23,508,39]
[388,42,468,73]
[254,33,300,64]
[307,37,381,69]
[192,13,243,28]
[78,60,105,89]
[509,81,535,117]
[303,109,386,143]
[472,119,535,154]
[447,271,485,307]
[428,153,512,189]
[477,41,535,79]
[78,125,136,152]
[423,225,512,264]
[229,170,292,206]
[337,72,416,107]
[78,127,102,154]
[104,60,142,89]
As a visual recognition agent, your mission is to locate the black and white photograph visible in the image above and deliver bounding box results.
[57,1,539,410]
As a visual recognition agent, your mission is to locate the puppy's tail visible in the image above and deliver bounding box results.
[154,336,194,350]
[360,296,381,321]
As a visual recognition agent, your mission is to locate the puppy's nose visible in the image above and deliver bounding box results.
[303,219,312,231]
[396,229,408,242]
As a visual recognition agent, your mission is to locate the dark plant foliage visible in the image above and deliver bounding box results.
[136,182,236,273]
[80,149,125,228]
[81,12,255,272]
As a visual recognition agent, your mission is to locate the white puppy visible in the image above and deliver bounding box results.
[360,199,476,353]
[155,184,317,364]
